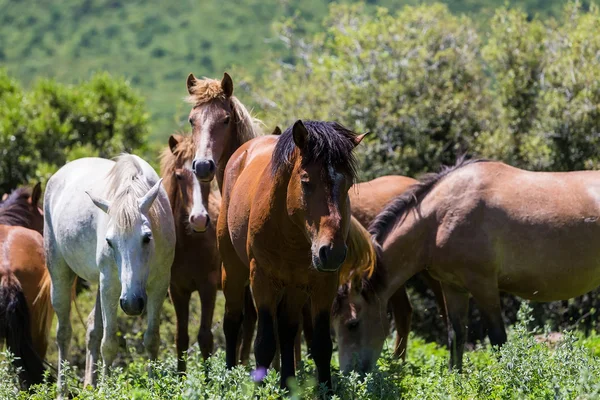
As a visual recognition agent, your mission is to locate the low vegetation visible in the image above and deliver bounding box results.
[3,304,600,399]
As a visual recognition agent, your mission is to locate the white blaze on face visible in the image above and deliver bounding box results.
[185,161,209,232]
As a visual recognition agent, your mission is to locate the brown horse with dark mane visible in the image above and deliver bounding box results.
[0,183,52,387]
[347,157,600,371]
[218,119,371,389]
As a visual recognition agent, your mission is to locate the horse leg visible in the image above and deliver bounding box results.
[48,254,75,399]
[222,262,248,368]
[388,286,412,360]
[144,280,169,376]
[238,285,256,365]
[442,282,470,372]
[99,270,120,377]
[469,283,507,348]
[251,264,279,377]
[170,286,191,373]
[277,290,306,389]
[301,300,313,356]
[198,281,217,359]
[310,277,337,390]
[84,288,103,388]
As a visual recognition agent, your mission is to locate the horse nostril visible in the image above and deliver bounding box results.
[208,160,216,173]
[137,297,145,313]
[205,214,211,227]
[119,298,125,311]
[192,159,197,172]
[319,245,330,265]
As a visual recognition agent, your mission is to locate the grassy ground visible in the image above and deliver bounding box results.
[2,296,600,399]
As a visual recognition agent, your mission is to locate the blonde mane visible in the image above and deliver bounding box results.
[338,216,377,289]
[104,155,159,231]
[185,76,263,145]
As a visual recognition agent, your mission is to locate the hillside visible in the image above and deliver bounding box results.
[0,0,570,141]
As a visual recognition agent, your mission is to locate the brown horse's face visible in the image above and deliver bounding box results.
[174,168,210,232]
[333,290,388,373]
[188,73,235,182]
[287,160,353,272]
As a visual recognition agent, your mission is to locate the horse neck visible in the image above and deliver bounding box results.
[216,125,246,192]
[380,211,433,301]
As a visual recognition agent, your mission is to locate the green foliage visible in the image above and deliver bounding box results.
[0,0,573,139]
[4,303,600,399]
[0,70,149,193]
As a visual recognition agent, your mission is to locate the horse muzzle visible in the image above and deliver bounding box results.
[192,158,216,182]
[189,212,210,233]
[120,293,147,316]
[313,243,347,272]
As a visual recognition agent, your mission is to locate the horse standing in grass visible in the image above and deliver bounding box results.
[44,155,175,397]
[218,120,369,389]
[0,184,53,387]
[160,134,221,372]
[346,157,600,371]
[186,72,263,364]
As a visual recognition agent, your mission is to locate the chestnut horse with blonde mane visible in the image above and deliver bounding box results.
[218,120,370,389]
[160,134,220,372]
[0,183,52,387]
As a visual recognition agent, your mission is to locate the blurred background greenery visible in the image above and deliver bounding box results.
[2,0,600,351]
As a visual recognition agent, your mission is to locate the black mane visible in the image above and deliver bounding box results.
[271,120,358,181]
[0,187,36,228]
[369,156,489,243]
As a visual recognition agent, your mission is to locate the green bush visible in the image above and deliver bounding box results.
[0,70,149,194]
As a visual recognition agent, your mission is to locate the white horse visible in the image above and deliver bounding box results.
[44,155,175,396]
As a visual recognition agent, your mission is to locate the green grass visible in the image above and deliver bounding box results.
[3,302,600,399]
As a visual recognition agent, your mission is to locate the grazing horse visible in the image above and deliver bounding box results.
[361,157,600,371]
[0,184,52,387]
[218,120,368,389]
[160,134,221,372]
[44,155,175,396]
[185,72,263,364]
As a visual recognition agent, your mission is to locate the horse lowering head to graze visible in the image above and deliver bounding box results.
[44,154,175,397]
[185,72,262,188]
[0,183,43,234]
[218,119,368,390]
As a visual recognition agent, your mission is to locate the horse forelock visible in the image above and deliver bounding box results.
[185,78,226,106]
[271,120,358,181]
[368,156,489,244]
[104,155,159,231]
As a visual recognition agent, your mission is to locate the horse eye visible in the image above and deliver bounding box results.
[189,117,194,126]
[143,233,152,244]
[346,320,360,331]
[106,238,113,248]
[224,115,230,125]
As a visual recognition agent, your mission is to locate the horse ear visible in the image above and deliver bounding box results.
[85,191,110,214]
[31,182,42,206]
[292,120,308,149]
[168,135,182,154]
[139,178,163,214]
[186,73,197,95]
[353,131,370,147]
[271,126,282,136]
[221,72,233,98]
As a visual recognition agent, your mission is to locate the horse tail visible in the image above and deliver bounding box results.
[0,272,45,386]
[338,216,377,287]
[32,267,54,359]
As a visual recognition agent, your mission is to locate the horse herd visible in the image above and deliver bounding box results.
[2,72,600,396]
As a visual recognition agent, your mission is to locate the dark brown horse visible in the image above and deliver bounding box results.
[0,184,52,387]
[362,157,600,370]
[160,134,221,372]
[218,120,370,389]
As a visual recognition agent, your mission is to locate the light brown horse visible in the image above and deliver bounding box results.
[186,72,262,188]
[362,157,600,370]
[0,184,52,387]
[218,120,370,389]
[160,134,221,372]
